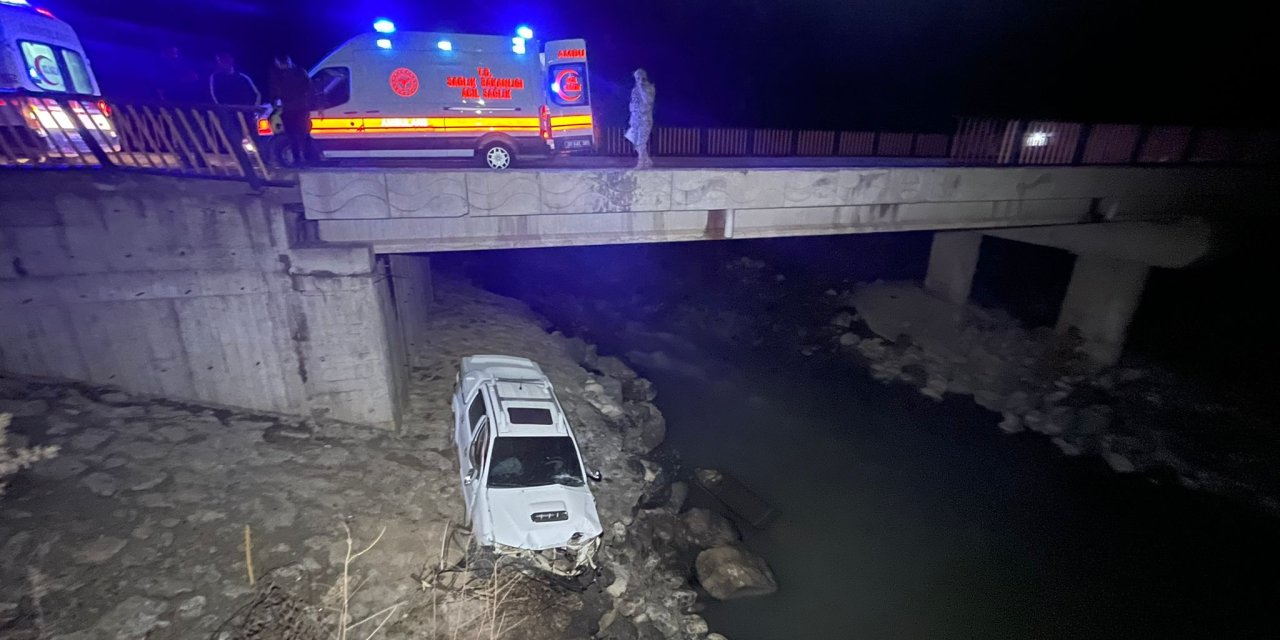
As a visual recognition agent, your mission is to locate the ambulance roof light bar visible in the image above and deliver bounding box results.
[512,37,526,55]
[373,19,396,34]
[437,39,453,51]
[516,25,534,40]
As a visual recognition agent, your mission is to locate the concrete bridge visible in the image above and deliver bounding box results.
[298,165,1236,251]
[1,162,1273,429]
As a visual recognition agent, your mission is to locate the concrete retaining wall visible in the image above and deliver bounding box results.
[0,173,404,428]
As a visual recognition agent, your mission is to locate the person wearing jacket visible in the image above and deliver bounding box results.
[210,53,261,106]
[268,55,315,165]
[208,53,261,172]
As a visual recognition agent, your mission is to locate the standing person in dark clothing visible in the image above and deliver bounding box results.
[208,53,261,174]
[268,55,315,165]
[209,53,260,106]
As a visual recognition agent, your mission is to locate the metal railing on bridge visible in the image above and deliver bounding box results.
[598,120,1276,166]
[596,126,954,159]
[947,118,1277,166]
[5,93,1274,175]
[1,93,280,186]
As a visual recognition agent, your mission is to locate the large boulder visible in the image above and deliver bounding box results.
[635,460,673,509]
[695,546,778,600]
[681,508,740,549]
[595,356,638,382]
[621,376,657,403]
[624,402,667,453]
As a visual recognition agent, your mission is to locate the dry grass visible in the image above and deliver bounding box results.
[220,520,541,639]
[1,412,59,499]
[334,522,396,640]
[410,521,536,640]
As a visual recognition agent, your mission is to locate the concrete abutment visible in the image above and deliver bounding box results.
[384,253,435,367]
[0,173,406,429]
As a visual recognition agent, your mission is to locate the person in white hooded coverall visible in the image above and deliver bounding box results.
[625,69,656,169]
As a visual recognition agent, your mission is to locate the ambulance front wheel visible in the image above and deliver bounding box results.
[481,142,514,170]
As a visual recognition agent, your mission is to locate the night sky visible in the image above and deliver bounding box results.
[51,0,1275,130]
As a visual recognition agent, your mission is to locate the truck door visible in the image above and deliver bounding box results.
[463,418,491,520]
[458,390,487,479]
[543,39,594,151]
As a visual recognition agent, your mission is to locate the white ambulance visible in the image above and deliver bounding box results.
[270,23,594,169]
[1,0,115,162]
[0,0,99,96]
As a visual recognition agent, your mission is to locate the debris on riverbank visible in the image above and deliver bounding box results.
[829,280,1280,513]
[0,278,730,639]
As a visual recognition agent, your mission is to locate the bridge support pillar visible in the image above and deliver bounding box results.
[1056,254,1150,366]
[924,231,984,305]
[386,254,434,365]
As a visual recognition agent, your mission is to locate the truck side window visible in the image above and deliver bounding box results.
[311,67,350,110]
[468,393,488,431]
[469,421,490,469]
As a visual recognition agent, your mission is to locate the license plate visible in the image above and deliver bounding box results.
[563,138,591,150]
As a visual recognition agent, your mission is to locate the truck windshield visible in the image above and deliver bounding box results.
[487,436,585,488]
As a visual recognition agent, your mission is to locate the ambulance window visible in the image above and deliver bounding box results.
[20,41,67,92]
[311,67,350,110]
[62,51,94,94]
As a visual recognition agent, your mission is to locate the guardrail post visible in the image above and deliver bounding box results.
[68,99,114,168]
[1130,125,1150,164]
[1072,123,1092,165]
[1181,127,1198,163]
[1008,120,1028,165]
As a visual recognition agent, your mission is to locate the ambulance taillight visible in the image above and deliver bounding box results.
[539,105,551,140]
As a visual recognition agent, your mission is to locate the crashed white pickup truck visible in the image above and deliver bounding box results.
[451,355,604,577]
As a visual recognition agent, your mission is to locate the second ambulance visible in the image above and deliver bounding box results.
[268,22,594,169]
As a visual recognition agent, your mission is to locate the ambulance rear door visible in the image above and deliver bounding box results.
[543,39,593,152]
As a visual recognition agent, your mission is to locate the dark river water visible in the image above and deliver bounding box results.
[439,235,1280,640]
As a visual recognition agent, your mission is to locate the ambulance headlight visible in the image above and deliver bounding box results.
[376,38,392,49]
[373,19,396,34]
[516,25,534,40]
[437,40,453,51]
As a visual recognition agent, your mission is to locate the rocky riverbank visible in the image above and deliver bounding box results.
[0,278,734,639]
[825,280,1280,513]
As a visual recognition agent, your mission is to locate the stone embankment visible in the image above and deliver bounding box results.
[0,279,744,639]
[825,280,1280,512]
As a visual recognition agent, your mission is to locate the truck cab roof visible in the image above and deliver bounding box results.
[461,355,570,438]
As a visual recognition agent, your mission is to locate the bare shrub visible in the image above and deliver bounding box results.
[0,413,58,499]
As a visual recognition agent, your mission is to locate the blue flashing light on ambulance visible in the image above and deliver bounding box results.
[260,22,595,169]
[1,0,116,161]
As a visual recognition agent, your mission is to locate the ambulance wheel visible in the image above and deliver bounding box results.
[481,142,513,170]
